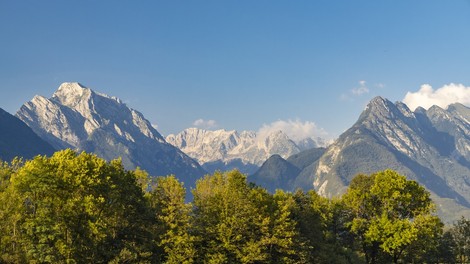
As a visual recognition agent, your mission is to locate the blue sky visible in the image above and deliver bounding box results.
[1,1,470,139]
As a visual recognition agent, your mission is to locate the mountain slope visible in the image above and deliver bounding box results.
[286,147,326,171]
[289,97,470,221]
[250,154,301,193]
[16,82,206,185]
[166,127,312,174]
[250,147,326,192]
[251,97,470,222]
[0,108,55,161]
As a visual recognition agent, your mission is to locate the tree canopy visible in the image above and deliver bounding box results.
[0,150,153,263]
[342,170,443,264]
[0,151,468,263]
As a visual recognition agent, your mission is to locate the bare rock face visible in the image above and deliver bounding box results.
[166,127,309,174]
[251,96,470,222]
[272,96,470,222]
[17,82,205,186]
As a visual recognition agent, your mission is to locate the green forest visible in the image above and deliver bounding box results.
[0,150,469,264]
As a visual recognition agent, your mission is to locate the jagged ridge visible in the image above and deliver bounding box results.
[166,127,317,174]
[16,82,206,186]
[253,96,470,222]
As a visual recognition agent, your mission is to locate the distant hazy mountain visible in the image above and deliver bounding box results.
[252,96,470,222]
[16,82,205,186]
[0,108,55,161]
[166,127,322,174]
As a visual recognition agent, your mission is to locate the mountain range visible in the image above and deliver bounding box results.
[2,82,470,221]
[166,128,322,174]
[15,82,205,186]
[252,97,470,222]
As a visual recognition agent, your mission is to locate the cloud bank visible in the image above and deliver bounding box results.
[403,83,470,111]
[193,119,218,129]
[257,119,329,144]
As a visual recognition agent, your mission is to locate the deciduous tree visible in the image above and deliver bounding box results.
[3,150,153,263]
[343,170,441,264]
[150,175,196,264]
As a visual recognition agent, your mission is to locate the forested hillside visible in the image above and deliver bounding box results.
[0,150,469,263]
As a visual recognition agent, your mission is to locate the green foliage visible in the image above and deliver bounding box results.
[0,159,26,263]
[448,216,470,263]
[192,170,315,263]
[0,149,153,263]
[343,169,441,263]
[192,170,265,263]
[0,154,465,263]
[150,175,196,264]
[261,190,309,263]
[400,214,444,263]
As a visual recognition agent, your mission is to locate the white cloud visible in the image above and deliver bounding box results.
[402,83,470,111]
[257,119,329,144]
[351,80,369,95]
[193,119,218,129]
[341,80,375,101]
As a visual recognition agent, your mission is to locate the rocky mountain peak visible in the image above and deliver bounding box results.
[447,103,470,123]
[263,129,288,141]
[426,105,449,121]
[357,97,421,131]
[359,96,397,122]
[250,153,301,193]
[166,127,304,173]
[56,82,86,93]
[414,106,427,115]
[261,130,294,150]
[52,82,91,106]
[367,96,391,110]
[16,82,205,183]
